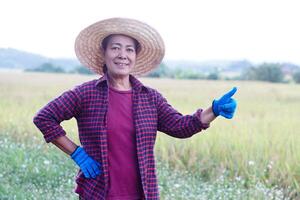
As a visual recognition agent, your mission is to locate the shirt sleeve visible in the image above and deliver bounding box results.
[33,87,82,143]
[155,90,209,138]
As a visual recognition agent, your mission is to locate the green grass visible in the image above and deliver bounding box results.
[0,71,299,199]
[0,135,288,200]
[0,137,75,199]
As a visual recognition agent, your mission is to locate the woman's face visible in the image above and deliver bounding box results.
[103,34,137,78]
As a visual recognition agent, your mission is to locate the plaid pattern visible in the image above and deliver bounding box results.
[33,74,209,200]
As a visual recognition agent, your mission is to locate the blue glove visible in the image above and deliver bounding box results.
[71,146,102,178]
[212,87,237,119]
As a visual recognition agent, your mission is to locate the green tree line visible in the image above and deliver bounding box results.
[26,62,300,84]
[26,62,93,75]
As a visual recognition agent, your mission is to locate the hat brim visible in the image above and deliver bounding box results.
[74,18,165,76]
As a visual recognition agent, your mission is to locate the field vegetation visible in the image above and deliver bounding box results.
[0,71,299,199]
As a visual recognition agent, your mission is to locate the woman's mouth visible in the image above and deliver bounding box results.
[114,62,129,67]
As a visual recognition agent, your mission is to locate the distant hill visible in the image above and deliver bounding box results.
[0,48,80,71]
[1,48,299,76]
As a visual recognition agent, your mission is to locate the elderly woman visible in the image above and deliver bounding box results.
[33,18,237,200]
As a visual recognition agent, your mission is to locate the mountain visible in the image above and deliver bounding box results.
[0,48,80,71]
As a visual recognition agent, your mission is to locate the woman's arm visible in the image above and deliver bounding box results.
[156,87,237,138]
[33,86,102,179]
[156,91,210,138]
[51,135,78,155]
[33,88,82,143]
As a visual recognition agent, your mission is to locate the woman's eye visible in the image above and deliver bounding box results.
[111,46,120,50]
[127,48,135,52]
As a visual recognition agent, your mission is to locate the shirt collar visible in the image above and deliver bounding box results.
[95,73,148,92]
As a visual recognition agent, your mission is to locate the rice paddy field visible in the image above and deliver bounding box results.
[0,71,299,199]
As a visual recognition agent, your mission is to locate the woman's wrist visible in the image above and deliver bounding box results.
[51,136,78,155]
[200,106,217,124]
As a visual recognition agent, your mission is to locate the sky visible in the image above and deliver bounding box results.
[1,0,300,64]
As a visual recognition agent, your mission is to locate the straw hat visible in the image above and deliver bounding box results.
[74,17,165,76]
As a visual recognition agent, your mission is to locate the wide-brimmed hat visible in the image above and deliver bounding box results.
[74,17,165,76]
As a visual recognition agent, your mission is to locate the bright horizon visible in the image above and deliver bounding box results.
[1,0,300,65]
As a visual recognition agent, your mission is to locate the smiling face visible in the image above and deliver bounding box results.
[102,34,137,78]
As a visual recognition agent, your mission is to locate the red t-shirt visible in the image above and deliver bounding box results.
[106,86,144,200]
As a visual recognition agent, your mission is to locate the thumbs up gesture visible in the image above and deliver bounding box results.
[212,87,237,119]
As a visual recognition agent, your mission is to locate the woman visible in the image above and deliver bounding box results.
[33,18,237,200]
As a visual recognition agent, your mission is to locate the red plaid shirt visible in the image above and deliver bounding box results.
[33,74,209,200]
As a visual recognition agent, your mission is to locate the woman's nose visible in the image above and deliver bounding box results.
[117,49,127,59]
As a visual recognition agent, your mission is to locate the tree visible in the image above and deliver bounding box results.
[241,66,256,80]
[293,70,300,83]
[147,62,169,78]
[172,68,205,79]
[26,62,65,73]
[256,63,284,83]
[72,65,94,75]
[242,63,284,83]
[206,72,220,80]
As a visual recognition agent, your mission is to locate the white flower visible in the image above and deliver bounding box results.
[43,160,50,165]
[267,164,272,169]
[248,160,255,166]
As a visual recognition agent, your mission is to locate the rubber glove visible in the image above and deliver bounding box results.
[71,146,102,178]
[212,87,237,119]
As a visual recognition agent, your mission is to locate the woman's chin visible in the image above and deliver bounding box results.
[109,70,131,77]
